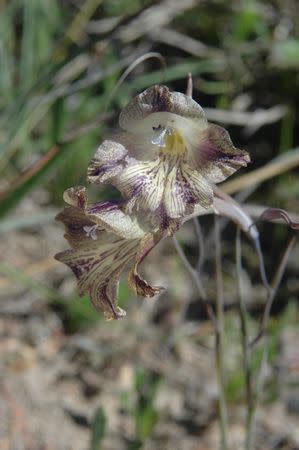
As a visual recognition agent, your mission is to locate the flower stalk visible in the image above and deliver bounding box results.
[235,227,254,450]
[214,217,229,450]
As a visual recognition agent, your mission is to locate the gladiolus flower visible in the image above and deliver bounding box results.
[55,84,258,320]
[88,85,250,228]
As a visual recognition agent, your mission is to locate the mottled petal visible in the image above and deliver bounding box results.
[60,186,145,240]
[86,202,145,239]
[163,163,213,219]
[55,206,105,248]
[91,272,127,321]
[112,155,214,223]
[189,123,250,183]
[55,235,139,320]
[114,131,158,161]
[87,140,128,184]
[128,233,165,297]
[114,160,166,212]
[55,204,143,320]
[119,85,206,132]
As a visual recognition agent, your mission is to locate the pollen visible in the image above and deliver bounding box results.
[162,129,186,155]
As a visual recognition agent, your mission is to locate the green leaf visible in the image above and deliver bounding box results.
[20,0,37,92]
[89,407,107,450]
[136,406,158,440]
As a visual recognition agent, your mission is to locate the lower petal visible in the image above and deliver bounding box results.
[55,233,140,320]
[128,232,165,297]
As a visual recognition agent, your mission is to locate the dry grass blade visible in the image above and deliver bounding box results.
[204,105,287,129]
[54,0,103,61]
[148,27,219,57]
[221,147,299,195]
[114,0,199,43]
[0,146,59,199]
[104,52,166,112]
[193,218,205,271]
[0,146,63,217]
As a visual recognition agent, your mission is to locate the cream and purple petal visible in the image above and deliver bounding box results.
[55,190,167,320]
[128,233,165,297]
[62,186,145,240]
[55,228,139,320]
[86,202,146,239]
[188,123,250,183]
[114,159,166,212]
[55,204,142,320]
[162,163,213,219]
[87,140,128,184]
[112,156,214,222]
[119,85,206,132]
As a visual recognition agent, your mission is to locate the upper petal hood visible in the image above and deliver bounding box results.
[119,85,206,132]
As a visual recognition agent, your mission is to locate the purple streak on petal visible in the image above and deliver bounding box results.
[156,205,182,234]
[87,140,129,184]
[87,200,122,214]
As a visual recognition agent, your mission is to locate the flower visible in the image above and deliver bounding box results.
[87,85,250,228]
[55,84,256,320]
[55,186,166,320]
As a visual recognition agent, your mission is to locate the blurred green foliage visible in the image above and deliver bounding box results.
[89,406,107,450]
[121,368,161,449]
[225,302,299,404]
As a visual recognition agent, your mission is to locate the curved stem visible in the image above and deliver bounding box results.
[172,235,216,327]
[193,217,205,271]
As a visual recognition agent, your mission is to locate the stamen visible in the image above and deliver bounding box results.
[163,129,186,155]
[83,225,98,240]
